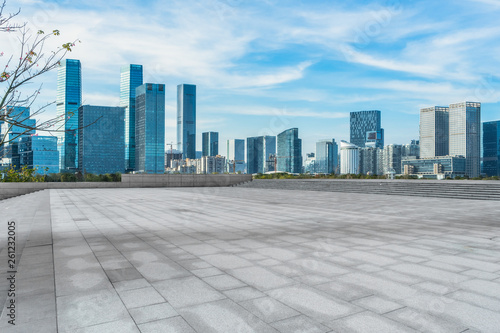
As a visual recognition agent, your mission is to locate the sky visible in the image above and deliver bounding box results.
[2,0,500,157]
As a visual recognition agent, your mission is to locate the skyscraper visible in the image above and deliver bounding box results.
[247,136,275,174]
[19,136,59,174]
[340,141,359,174]
[482,120,500,177]
[383,144,403,174]
[359,147,381,175]
[315,139,338,174]
[277,128,302,173]
[120,64,143,172]
[78,105,125,175]
[56,59,81,172]
[449,102,481,178]
[227,139,245,173]
[0,106,36,169]
[177,84,196,159]
[202,131,218,157]
[350,110,384,148]
[420,106,449,158]
[135,83,165,174]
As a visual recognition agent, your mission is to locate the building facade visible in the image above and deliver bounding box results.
[304,153,316,174]
[247,136,276,174]
[19,136,59,174]
[483,120,500,177]
[340,141,359,174]
[226,139,245,173]
[315,139,338,174]
[135,84,165,174]
[198,155,226,174]
[449,102,481,178]
[202,132,219,157]
[56,59,82,172]
[78,105,125,175]
[402,156,466,179]
[383,144,403,174]
[165,149,183,169]
[0,106,36,169]
[177,84,196,159]
[359,147,381,175]
[277,128,302,173]
[350,110,384,148]
[420,106,449,158]
[120,64,143,172]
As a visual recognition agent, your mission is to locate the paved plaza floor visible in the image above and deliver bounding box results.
[1,187,500,332]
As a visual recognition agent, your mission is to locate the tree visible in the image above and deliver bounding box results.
[0,0,78,148]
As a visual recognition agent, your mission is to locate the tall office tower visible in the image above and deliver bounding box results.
[247,136,276,174]
[78,105,125,175]
[227,139,245,173]
[277,128,302,173]
[198,155,226,174]
[482,120,500,177]
[340,141,359,174]
[449,102,481,178]
[19,136,59,174]
[0,106,36,169]
[177,84,196,159]
[202,131,219,157]
[56,59,81,172]
[420,106,449,158]
[135,83,165,174]
[402,139,420,159]
[383,144,403,174]
[120,64,143,171]
[304,153,316,173]
[359,147,381,175]
[350,110,384,148]
[315,139,338,174]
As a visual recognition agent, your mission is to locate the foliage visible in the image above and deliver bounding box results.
[0,165,43,182]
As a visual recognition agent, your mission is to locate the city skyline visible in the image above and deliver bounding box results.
[2,0,500,156]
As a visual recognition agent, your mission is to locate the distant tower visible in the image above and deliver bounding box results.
[202,132,219,157]
[135,83,165,174]
[177,84,196,159]
[56,59,81,171]
[227,139,245,173]
[277,128,302,173]
[120,64,143,172]
[315,139,338,174]
[483,120,500,177]
[419,106,449,158]
[247,136,276,174]
[350,110,384,148]
[340,141,359,174]
[449,102,481,177]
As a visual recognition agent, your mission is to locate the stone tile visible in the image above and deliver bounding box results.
[117,286,165,309]
[390,263,469,284]
[203,274,247,291]
[459,279,500,298]
[223,286,266,302]
[239,296,300,323]
[105,267,143,283]
[71,317,139,333]
[448,290,500,312]
[138,316,196,333]
[230,266,294,291]
[201,253,253,270]
[328,311,417,333]
[129,302,178,324]
[386,307,468,333]
[352,295,404,314]
[271,315,331,333]
[191,267,224,278]
[113,278,150,292]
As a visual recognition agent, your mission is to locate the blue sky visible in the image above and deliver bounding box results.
[3,0,500,156]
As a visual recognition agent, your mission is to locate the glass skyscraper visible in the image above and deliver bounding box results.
[350,110,384,148]
[0,106,36,169]
[277,128,302,173]
[202,131,218,157]
[177,84,196,159]
[19,136,59,174]
[449,102,481,178]
[315,139,338,174]
[78,105,125,175]
[227,139,245,173]
[420,106,449,158]
[56,59,81,172]
[120,64,143,172]
[135,83,165,174]
[247,136,276,174]
[482,120,500,177]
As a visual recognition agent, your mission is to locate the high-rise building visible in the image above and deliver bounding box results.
[449,102,481,178]
[198,155,226,174]
[177,84,196,159]
[227,139,245,173]
[78,105,125,175]
[120,64,143,172]
[350,110,384,148]
[402,156,466,179]
[165,149,183,169]
[277,128,302,173]
[340,141,359,174]
[202,132,219,157]
[315,139,338,174]
[0,106,36,169]
[247,136,276,174]
[56,59,82,172]
[304,153,316,173]
[359,147,381,175]
[383,144,403,174]
[482,120,500,177]
[19,136,59,174]
[402,139,420,159]
[135,83,165,174]
[420,106,449,158]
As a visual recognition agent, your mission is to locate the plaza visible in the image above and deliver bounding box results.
[1,186,500,332]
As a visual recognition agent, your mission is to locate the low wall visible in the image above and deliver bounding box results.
[0,174,252,200]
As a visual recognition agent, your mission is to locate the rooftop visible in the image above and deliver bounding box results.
[1,187,500,332]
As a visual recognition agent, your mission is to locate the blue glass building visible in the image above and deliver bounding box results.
[350,110,384,148]
[120,64,143,172]
[247,136,276,174]
[56,59,81,172]
[315,139,338,174]
[483,120,500,177]
[19,136,59,174]
[0,106,36,169]
[78,105,125,175]
[177,84,196,159]
[277,128,302,173]
[227,139,245,173]
[135,84,165,174]
[202,131,218,157]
